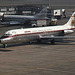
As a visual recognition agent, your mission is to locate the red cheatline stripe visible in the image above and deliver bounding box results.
[4,28,75,39]
[7,30,63,38]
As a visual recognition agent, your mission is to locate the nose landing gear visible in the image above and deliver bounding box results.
[3,44,7,48]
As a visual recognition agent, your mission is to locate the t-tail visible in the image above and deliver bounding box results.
[34,7,47,19]
[64,12,75,29]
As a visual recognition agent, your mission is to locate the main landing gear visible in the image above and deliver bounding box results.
[51,39,55,44]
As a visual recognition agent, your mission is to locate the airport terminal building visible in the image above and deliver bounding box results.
[0,0,49,15]
[0,0,75,15]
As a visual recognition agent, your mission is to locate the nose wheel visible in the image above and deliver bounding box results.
[3,44,7,48]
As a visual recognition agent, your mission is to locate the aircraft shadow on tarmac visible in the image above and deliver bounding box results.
[0,49,13,52]
[0,44,14,52]
[0,40,75,48]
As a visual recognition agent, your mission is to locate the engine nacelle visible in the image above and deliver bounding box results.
[64,30,74,35]
[0,12,4,21]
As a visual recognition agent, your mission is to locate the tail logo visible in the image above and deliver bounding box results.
[71,20,75,26]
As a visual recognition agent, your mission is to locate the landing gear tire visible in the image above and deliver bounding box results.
[51,39,55,45]
[29,41,32,44]
[3,44,7,48]
[37,39,41,43]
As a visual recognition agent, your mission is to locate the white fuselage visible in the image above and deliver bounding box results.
[0,24,73,44]
[4,15,35,19]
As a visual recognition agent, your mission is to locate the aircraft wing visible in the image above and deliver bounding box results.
[39,35,75,39]
[9,21,21,25]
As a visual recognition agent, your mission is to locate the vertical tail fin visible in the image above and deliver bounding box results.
[65,12,75,29]
[34,7,47,19]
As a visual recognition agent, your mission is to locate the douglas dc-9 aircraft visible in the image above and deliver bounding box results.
[1,7,47,25]
[0,12,75,48]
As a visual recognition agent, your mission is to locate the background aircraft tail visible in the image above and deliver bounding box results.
[64,12,75,29]
[34,7,48,19]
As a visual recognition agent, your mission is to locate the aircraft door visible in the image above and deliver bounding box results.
[12,31,17,41]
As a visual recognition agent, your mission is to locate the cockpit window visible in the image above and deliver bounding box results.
[1,34,12,39]
[4,34,12,36]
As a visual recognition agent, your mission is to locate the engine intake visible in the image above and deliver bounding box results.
[64,30,74,35]
[0,12,4,21]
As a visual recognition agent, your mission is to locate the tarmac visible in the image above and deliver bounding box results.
[0,10,75,75]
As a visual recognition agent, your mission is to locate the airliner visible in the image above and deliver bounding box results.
[0,12,75,48]
[1,7,47,25]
